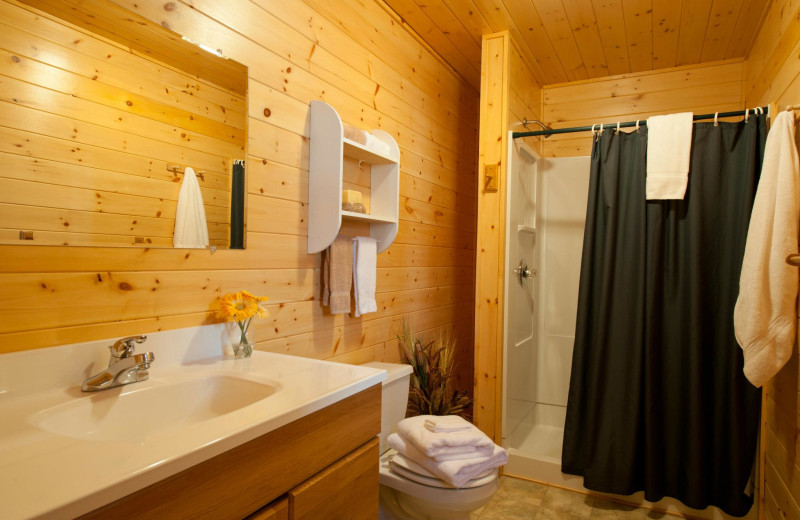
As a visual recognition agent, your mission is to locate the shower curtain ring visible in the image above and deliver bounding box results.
[714,112,719,126]
[599,123,604,134]
[616,122,621,133]
[635,120,640,132]
[591,124,597,135]
[744,108,750,122]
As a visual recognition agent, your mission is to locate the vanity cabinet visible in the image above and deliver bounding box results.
[248,438,378,520]
[78,385,381,520]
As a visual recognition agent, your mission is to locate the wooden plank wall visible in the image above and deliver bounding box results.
[0,1,243,248]
[508,40,544,153]
[473,33,542,439]
[0,0,480,396]
[541,60,745,158]
[744,0,800,518]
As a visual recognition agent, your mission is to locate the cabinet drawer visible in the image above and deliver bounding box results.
[246,497,288,520]
[289,437,379,520]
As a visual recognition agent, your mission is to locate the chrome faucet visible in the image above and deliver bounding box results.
[81,335,155,392]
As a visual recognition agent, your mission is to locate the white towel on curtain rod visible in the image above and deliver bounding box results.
[645,112,693,199]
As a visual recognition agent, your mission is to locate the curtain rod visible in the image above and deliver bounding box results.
[512,107,770,139]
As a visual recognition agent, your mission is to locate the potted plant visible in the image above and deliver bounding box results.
[397,319,471,418]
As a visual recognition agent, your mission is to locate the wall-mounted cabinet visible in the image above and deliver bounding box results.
[308,101,399,254]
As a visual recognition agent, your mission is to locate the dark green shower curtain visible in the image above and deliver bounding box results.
[562,117,765,516]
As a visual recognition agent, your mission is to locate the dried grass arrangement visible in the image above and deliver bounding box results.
[397,319,472,418]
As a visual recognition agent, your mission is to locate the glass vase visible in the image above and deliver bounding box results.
[233,329,253,359]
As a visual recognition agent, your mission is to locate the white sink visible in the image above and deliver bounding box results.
[31,374,278,442]
[0,324,386,520]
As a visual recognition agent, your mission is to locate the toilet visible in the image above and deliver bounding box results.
[364,362,500,520]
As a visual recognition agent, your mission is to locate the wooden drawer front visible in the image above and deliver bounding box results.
[246,497,288,520]
[79,384,381,520]
[290,437,379,520]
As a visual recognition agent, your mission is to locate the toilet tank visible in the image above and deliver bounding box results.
[363,362,413,454]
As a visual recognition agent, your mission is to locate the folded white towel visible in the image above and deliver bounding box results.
[397,415,494,460]
[173,167,209,248]
[734,110,800,387]
[391,453,495,482]
[353,237,377,317]
[388,432,508,488]
[425,415,472,433]
[646,112,693,199]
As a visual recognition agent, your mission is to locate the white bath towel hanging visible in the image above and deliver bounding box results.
[734,110,800,387]
[353,236,378,317]
[173,167,209,248]
[646,112,694,199]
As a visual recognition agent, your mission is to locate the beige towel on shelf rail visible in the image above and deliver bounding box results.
[324,236,352,314]
[646,112,694,199]
[734,110,800,388]
[173,167,209,248]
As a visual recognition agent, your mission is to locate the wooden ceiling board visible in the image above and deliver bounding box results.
[676,0,714,65]
[531,0,589,80]
[561,0,610,78]
[440,0,495,44]
[701,0,746,62]
[379,0,772,88]
[652,0,682,69]
[591,0,631,75]
[490,0,567,83]
[725,0,771,57]
[622,0,654,72]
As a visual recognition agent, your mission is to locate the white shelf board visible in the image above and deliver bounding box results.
[342,210,397,224]
[343,138,398,164]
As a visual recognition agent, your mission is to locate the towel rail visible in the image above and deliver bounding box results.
[167,163,205,182]
[786,254,800,266]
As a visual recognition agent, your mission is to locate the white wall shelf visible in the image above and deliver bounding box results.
[308,100,399,254]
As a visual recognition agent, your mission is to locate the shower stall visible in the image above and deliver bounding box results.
[500,137,757,520]
[501,137,589,486]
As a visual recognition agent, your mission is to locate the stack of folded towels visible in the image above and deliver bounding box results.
[387,415,508,488]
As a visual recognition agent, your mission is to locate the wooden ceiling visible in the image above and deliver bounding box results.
[384,0,770,89]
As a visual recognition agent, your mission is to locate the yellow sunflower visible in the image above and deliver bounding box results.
[212,291,269,322]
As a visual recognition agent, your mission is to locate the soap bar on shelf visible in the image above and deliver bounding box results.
[342,189,363,204]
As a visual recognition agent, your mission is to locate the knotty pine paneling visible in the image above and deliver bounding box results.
[473,32,542,438]
[745,2,800,518]
[541,60,745,158]
[0,0,479,397]
[0,1,243,248]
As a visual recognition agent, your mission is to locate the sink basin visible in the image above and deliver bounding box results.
[31,374,277,441]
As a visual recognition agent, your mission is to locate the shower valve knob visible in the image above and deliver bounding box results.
[514,259,535,286]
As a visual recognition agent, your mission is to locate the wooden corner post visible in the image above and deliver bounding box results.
[474,31,510,441]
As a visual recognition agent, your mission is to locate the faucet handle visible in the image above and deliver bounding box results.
[110,335,148,358]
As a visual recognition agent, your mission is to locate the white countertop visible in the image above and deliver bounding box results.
[0,325,385,519]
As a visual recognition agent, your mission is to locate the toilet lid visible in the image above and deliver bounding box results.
[389,456,498,489]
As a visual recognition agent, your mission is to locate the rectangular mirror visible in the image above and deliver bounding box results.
[1,0,248,249]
